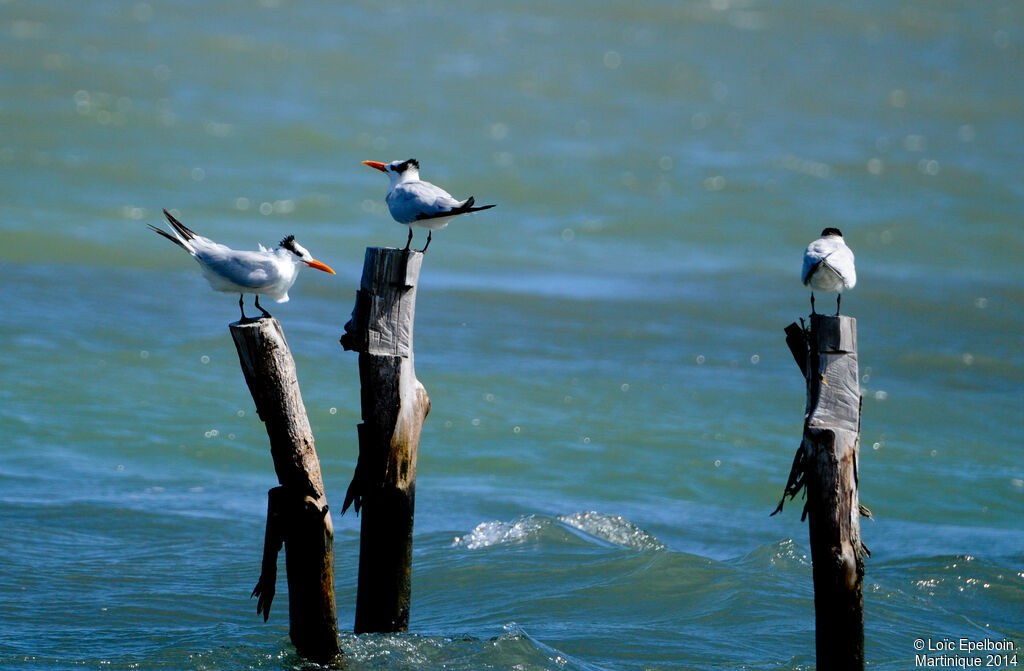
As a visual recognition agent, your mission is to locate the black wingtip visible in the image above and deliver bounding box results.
[148,222,187,249]
[412,200,497,222]
[467,202,497,213]
[457,197,496,214]
[162,209,197,240]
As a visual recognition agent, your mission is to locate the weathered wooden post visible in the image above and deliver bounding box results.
[229,318,340,663]
[775,314,868,669]
[339,247,430,634]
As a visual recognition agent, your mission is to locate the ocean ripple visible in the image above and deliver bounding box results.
[451,511,664,552]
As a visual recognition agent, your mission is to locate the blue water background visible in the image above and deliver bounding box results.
[1,1,1022,669]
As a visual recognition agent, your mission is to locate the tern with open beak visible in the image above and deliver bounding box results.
[149,209,336,321]
[802,227,856,315]
[362,158,496,252]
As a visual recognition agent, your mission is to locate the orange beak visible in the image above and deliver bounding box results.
[362,160,387,172]
[304,259,336,275]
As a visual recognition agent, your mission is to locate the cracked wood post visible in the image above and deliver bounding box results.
[778,314,866,669]
[229,317,340,664]
[340,247,430,634]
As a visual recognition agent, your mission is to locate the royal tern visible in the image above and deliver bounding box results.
[362,158,496,252]
[802,227,856,315]
[149,209,336,321]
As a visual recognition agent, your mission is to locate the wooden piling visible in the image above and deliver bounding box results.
[229,318,340,663]
[340,247,431,634]
[776,314,867,669]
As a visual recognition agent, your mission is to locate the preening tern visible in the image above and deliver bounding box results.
[149,209,336,321]
[362,158,496,252]
[802,227,856,315]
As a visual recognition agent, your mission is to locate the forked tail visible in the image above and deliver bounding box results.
[457,196,497,214]
[148,209,199,253]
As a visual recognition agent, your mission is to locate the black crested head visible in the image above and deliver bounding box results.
[279,235,299,252]
[820,227,843,238]
[395,158,419,173]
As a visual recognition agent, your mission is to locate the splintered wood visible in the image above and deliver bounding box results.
[340,247,431,634]
[779,314,866,670]
[230,317,339,663]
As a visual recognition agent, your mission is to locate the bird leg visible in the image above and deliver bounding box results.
[810,292,817,315]
[239,294,249,321]
[419,230,432,253]
[835,293,842,316]
[403,227,413,252]
[254,295,272,320]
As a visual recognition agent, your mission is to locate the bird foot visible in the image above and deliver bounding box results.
[254,296,273,320]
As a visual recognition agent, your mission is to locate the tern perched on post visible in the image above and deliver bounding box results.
[362,158,496,252]
[149,209,336,321]
[802,227,856,315]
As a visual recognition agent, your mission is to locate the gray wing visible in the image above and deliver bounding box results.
[195,248,276,289]
[802,252,822,285]
[802,239,833,285]
[387,181,462,223]
[828,244,856,289]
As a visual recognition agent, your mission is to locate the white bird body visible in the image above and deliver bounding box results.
[194,244,300,301]
[150,209,335,319]
[802,227,856,314]
[363,158,496,250]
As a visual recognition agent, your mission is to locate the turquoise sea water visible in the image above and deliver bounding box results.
[1,1,1022,669]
